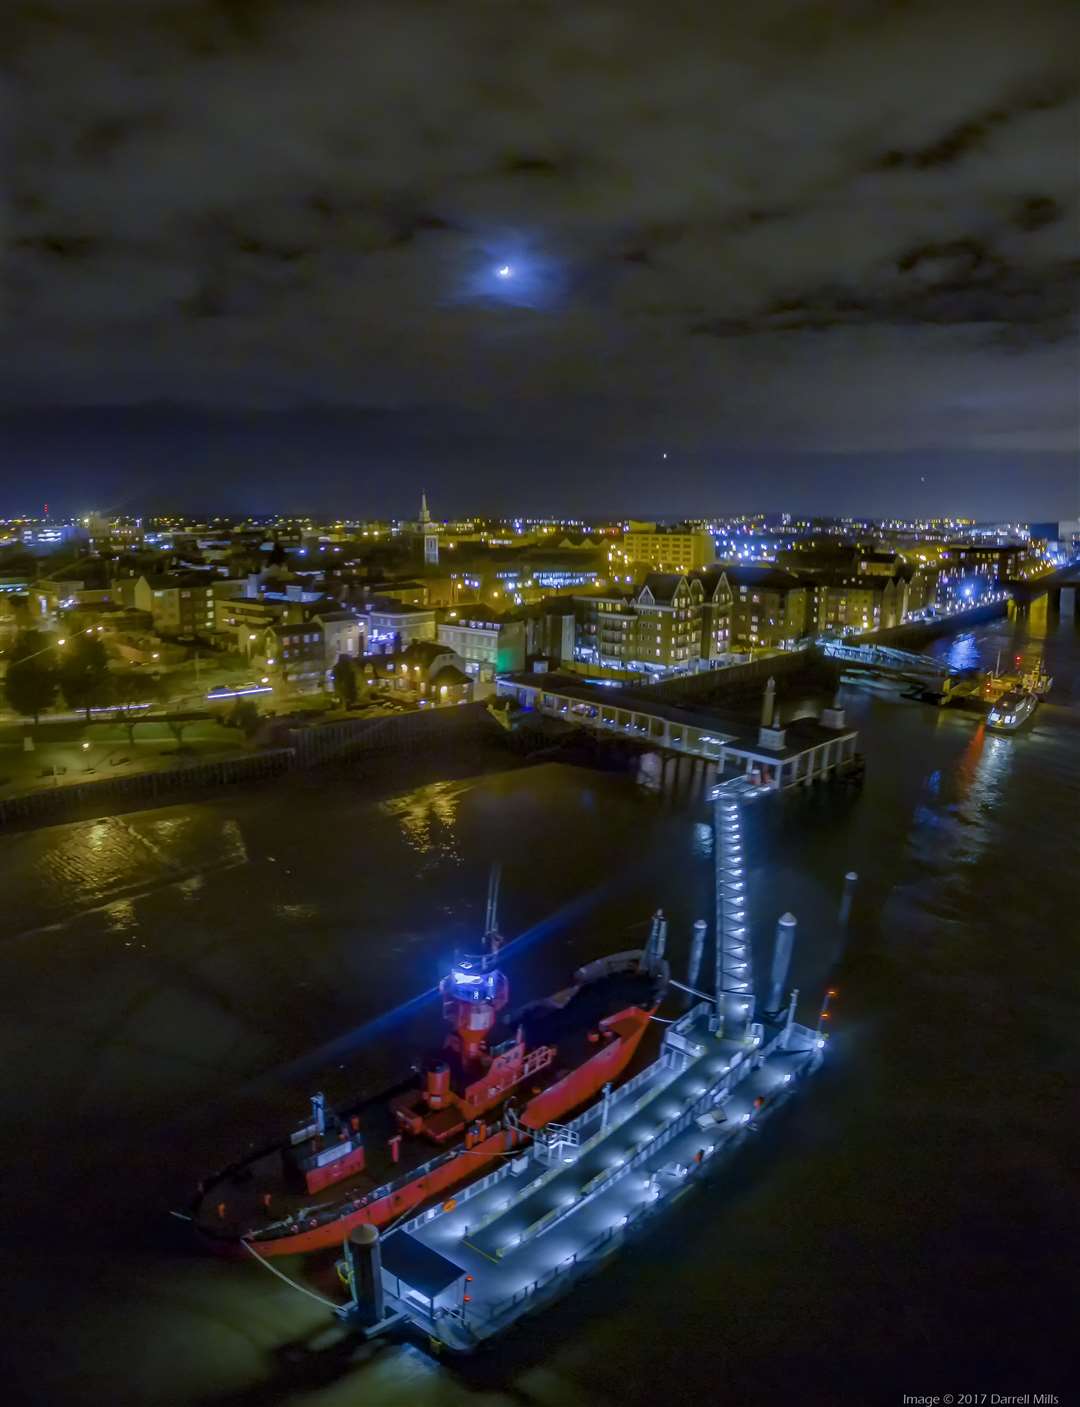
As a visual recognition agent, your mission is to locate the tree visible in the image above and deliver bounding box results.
[2,629,59,724]
[268,538,289,568]
[332,653,358,708]
[58,634,112,720]
[112,671,164,744]
[228,697,260,738]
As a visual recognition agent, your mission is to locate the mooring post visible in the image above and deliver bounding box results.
[766,913,797,1016]
[343,1223,385,1327]
[686,918,707,1006]
[838,871,858,927]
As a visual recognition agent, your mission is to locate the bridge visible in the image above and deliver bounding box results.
[497,672,860,792]
[1005,559,1080,606]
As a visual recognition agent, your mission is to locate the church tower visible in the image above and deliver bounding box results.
[420,491,439,566]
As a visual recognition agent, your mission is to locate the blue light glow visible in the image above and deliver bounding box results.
[459,245,563,309]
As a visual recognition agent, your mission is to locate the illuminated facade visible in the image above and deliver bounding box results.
[814,574,908,635]
[621,524,716,573]
[575,571,732,671]
[724,567,809,650]
[437,609,526,673]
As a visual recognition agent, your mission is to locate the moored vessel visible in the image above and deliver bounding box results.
[987,689,1037,731]
[193,916,668,1257]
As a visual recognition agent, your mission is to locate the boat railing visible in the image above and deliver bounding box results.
[399,1160,517,1237]
[251,1124,515,1240]
[255,1014,689,1241]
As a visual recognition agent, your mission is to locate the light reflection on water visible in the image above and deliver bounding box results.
[941,631,982,672]
[274,902,320,922]
[177,873,204,901]
[379,780,466,869]
[103,897,138,946]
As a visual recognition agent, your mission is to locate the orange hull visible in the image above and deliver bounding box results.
[210,1004,653,1258]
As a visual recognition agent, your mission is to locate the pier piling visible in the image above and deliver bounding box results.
[344,1224,385,1327]
[838,871,858,926]
[686,919,707,1006]
[766,912,797,1016]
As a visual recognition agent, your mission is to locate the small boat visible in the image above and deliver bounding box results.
[987,690,1037,731]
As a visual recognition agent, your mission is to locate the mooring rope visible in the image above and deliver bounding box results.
[240,1237,341,1311]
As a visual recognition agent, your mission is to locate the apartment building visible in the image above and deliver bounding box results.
[620,523,716,573]
[266,622,326,684]
[574,572,726,672]
[366,601,437,652]
[436,607,526,674]
[314,608,364,665]
[633,573,704,669]
[690,568,735,660]
[145,574,218,639]
[814,573,908,635]
[724,566,809,649]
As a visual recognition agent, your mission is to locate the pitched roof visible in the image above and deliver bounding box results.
[401,639,452,663]
[722,565,806,590]
[818,572,892,592]
[431,664,471,687]
[637,572,687,604]
[367,598,435,617]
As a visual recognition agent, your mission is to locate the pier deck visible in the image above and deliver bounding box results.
[377,1006,824,1349]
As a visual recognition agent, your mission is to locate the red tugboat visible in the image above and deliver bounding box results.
[193,920,668,1257]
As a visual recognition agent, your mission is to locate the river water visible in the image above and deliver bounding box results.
[1,602,1076,1406]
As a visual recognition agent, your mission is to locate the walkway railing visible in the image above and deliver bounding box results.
[475,1031,818,1331]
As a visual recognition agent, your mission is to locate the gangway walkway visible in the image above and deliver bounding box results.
[820,640,955,680]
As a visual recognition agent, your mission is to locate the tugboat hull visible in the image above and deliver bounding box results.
[194,958,662,1257]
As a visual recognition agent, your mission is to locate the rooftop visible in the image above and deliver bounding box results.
[381,1230,465,1299]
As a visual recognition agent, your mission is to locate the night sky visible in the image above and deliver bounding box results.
[6,0,1079,519]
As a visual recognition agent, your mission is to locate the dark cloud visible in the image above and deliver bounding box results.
[4,0,1079,515]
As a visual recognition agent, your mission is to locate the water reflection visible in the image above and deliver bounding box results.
[274,902,320,922]
[178,873,204,901]
[380,781,465,869]
[910,721,1014,873]
[941,631,982,672]
[103,897,139,946]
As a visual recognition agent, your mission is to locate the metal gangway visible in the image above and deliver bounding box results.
[820,640,953,680]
